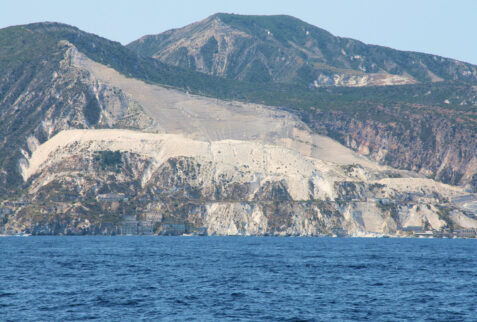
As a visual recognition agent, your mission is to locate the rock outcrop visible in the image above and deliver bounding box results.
[299,104,477,192]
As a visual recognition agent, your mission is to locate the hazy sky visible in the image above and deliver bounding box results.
[2,0,476,64]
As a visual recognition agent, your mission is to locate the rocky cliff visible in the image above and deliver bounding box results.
[299,100,477,192]
[4,129,475,236]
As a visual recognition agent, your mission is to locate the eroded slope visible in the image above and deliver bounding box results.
[70,44,383,169]
[10,129,476,236]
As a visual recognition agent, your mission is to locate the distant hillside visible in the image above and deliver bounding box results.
[128,13,477,87]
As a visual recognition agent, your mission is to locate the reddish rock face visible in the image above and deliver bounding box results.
[301,106,477,191]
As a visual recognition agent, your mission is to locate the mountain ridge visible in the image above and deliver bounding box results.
[128,13,477,86]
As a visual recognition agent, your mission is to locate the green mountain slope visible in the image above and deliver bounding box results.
[128,13,477,86]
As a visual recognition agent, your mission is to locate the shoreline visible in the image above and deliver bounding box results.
[1,233,476,239]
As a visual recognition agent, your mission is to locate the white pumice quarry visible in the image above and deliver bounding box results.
[3,41,477,236]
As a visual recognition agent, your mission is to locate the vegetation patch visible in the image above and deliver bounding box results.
[95,150,123,170]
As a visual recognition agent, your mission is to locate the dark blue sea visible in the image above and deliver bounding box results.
[1,236,476,321]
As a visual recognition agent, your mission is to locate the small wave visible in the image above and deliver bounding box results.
[174,299,190,306]
[347,264,368,269]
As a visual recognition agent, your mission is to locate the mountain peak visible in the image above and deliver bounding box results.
[208,13,332,41]
[211,12,299,20]
[8,21,81,36]
[128,14,477,86]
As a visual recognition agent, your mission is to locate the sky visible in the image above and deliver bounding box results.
[1,0,476,64]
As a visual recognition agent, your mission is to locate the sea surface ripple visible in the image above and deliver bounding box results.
[1,236,476,321]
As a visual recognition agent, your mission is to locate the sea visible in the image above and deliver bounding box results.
[1,236,476,321]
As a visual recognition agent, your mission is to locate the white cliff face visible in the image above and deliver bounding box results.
[23,129,348,193]
[204,203,268,235]
[21,128,476,236]
[397,204,441,229]
[450,211,477,229]
[313,72,416,87]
